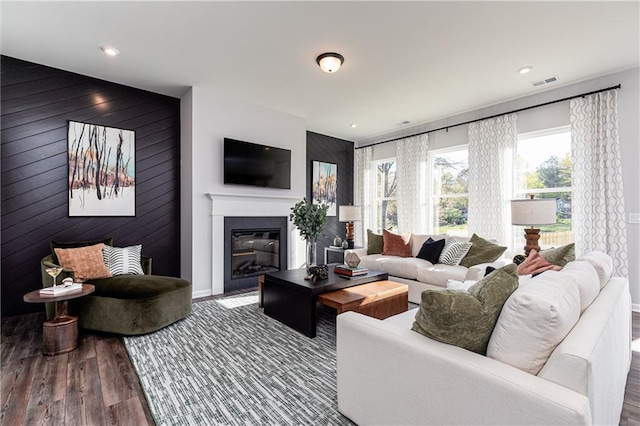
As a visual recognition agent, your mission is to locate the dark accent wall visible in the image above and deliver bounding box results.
[1,56,181,317]
[306,131,354,263]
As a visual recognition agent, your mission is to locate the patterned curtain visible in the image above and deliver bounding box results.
[467,113,518,245]
[354,145,373,247]
[570,89,628,277]
[396,134,429,234]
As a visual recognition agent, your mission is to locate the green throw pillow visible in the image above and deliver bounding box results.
[367,229,383,254]
[459,234,507,268]
[411,264,519,354]
[539,243,575,267]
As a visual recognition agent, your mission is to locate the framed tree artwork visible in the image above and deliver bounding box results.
[312,161,337,216]
[67,120,136,216]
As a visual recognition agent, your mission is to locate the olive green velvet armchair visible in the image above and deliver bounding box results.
[40,254,192,335]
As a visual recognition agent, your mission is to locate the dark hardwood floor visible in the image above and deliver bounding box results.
[1,312,154,425]
[1,308,638,425]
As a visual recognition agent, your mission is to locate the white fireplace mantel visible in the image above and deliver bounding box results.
[206,192,301,217]
[206,192,305,295]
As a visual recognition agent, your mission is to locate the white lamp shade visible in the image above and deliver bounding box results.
[511,198,557,226]
[339,205,361,222]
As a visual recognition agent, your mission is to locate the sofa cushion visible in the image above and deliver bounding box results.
[54,243,112,282]
[382,229,412,257]
[438,239,473,266]
[412,264,519,354]
[357,254,387,271]
[103,244,145,276]
[382,257,433,280]
[517,250,563,275]
[367,229,383,254]
[88,274,192,299]
[459,234,507,268]
[540,243,575,267]
[578,251,614,289]
[416,238,446,264]
[417,264,468,287]
[486,273,581,375]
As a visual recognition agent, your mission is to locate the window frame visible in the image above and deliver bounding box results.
[371,156,398,233]
[514,125,573,248]
[514,126,573,197]
[426,145,469,235]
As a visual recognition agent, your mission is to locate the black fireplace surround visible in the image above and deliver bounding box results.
[224,216,288,293]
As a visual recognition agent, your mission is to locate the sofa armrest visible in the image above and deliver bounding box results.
[465,260,508,281]
[337,311,591,425]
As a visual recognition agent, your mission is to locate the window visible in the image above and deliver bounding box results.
[428,147,469,236]
[373,158,397,232]
[515,127,573,247]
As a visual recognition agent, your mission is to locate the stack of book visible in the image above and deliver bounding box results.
[39,283,83,296]
[334,264,369,277]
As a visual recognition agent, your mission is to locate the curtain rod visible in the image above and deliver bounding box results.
[356,84,621,149]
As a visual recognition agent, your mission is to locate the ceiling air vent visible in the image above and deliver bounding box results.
[531,76,558,87]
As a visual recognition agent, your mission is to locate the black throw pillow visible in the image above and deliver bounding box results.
[416,238,446,264]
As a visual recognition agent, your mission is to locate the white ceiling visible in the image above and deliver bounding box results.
[2,1,639,142]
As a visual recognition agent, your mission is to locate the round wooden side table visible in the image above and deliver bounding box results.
[23,284,95,356]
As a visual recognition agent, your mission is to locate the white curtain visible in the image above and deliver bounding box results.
[467,113,517,245]
[354,145,373,247]
[570,89,628,277]
[396,134,429,234]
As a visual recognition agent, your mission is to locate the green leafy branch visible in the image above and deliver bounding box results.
[290,198,328,242]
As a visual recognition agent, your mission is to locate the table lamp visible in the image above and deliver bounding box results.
[339,205,361,249]
[511,195,557,256]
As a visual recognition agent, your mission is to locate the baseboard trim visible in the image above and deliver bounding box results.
[192,289,212,299]
[633,303,640,313]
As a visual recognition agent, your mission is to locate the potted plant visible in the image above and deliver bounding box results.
[290,198,328,268]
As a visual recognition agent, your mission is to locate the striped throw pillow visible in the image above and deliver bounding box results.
[439,240,473,266]
[103,244,144,276]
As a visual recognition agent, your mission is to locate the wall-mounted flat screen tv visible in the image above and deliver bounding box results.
[224,138,291,189]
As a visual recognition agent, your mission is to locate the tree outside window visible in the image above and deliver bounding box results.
[374,159,397,232]
[429,148,469,236]
[515,127,573,247]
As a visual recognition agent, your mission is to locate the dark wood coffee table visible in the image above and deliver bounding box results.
[263,265,388,338]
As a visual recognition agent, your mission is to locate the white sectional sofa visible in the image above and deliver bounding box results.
[350,234,506,304]
[337,252,632,425]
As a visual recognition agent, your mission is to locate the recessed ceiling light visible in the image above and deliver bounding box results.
[350,124,357,128]
[101,46,120,56]
[518,66,533,74]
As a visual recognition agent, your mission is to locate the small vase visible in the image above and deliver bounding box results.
[333,236,342,247]
[306,240,317,269]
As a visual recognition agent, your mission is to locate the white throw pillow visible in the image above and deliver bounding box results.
[103,244,144,276]
[439,239,473,266]
[578,251,614,289]
[486,275,581,375]
[446,279,477,291]
[543,261,600,312]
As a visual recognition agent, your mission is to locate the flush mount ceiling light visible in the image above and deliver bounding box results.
[350,123,357,128]
[101,46,120,56]
[518,65,533,74]
[316,52,344,73]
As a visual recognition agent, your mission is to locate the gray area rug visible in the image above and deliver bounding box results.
[123,292,353,425]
